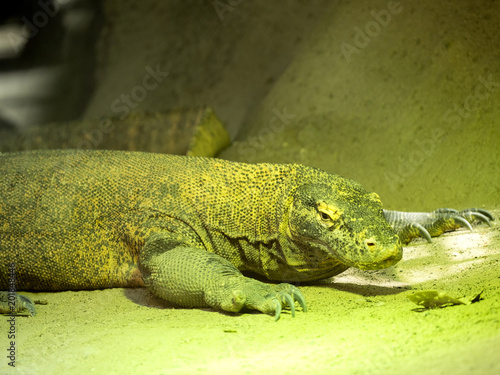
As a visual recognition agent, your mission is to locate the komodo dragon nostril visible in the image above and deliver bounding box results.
[365,240,376,248]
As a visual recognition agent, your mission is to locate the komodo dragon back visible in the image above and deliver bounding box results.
[0,149,292,290]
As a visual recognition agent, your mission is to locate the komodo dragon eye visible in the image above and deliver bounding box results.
[316,202,342,228]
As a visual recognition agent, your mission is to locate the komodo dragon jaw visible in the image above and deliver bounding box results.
[286,182,403,272]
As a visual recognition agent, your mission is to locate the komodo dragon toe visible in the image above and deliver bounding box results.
[209,279,306,321]
[241,282,306,321]
[384,207,494,244]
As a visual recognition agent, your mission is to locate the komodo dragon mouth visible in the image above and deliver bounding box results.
[346,242,403,270]
[288,226,403,272]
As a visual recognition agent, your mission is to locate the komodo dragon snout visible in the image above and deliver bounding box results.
[287,182,403,271]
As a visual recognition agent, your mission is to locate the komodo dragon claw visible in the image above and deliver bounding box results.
[455,208,493,226]
[292,288,308,313]
[273,300,282,321]
[273,284,307,321]
[384,207,494,244]
[249,283,307,321]
[434,208,494,221]
[277,293,295,320]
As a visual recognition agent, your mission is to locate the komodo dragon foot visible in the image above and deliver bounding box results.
[205,278,307,321]
[383,208,494,244]
[0,292,36,316]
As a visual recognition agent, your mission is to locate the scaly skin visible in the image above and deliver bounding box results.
[0,150,491,319]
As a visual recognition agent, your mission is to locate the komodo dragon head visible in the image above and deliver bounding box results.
[285,179,402,272]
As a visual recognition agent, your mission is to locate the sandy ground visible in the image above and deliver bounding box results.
[1,1,499,374]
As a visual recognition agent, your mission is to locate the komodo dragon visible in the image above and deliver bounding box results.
[0,149,493,320]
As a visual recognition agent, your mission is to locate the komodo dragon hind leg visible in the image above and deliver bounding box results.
[383,208,494,244]
[139,235,306,321]
[0,291,36,316]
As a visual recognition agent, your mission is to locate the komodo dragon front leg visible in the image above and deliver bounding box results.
[139,233,306,321]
